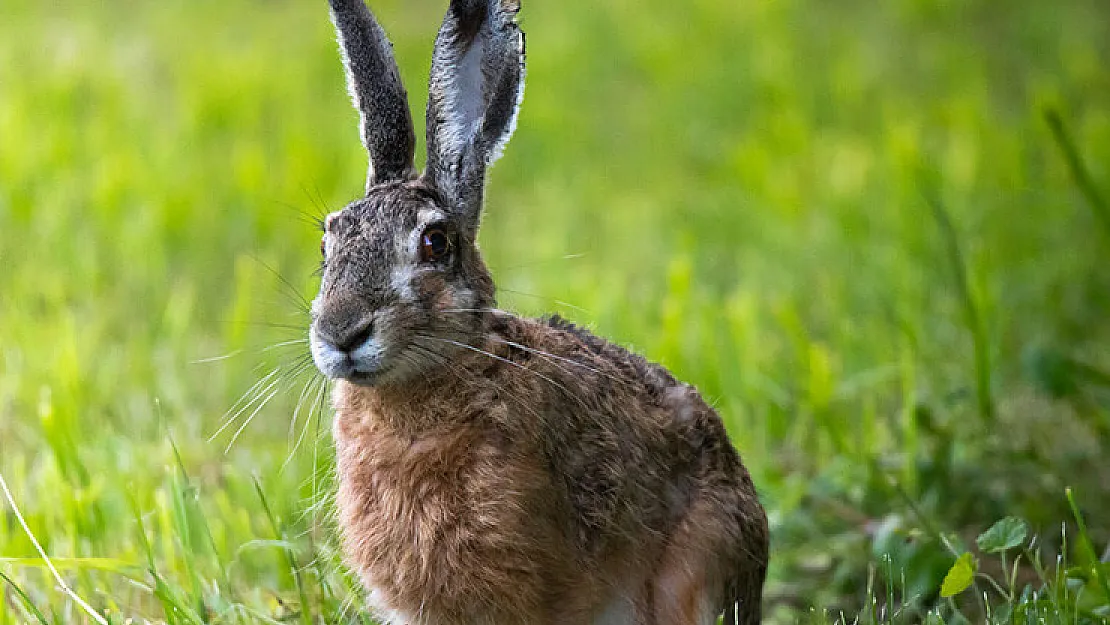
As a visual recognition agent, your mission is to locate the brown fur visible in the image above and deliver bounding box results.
[332,313,768,624]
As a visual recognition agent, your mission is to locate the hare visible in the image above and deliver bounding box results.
[310,0,769,623]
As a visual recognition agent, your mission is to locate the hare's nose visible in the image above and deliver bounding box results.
[316,316,374,353]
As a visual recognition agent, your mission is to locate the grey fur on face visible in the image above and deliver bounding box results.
[311,182,493,386]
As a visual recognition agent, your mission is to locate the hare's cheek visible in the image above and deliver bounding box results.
[433,282,477,315]
[434,288,458,312]
[389,266,416,301]
[411,273,447,305]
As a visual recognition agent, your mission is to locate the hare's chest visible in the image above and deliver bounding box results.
[333,416,559,620]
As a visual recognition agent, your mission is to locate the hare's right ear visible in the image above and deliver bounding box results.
[424,0,525,231]
[329,0,417,191]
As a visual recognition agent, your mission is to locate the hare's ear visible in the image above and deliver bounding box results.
[329,0,417,191]
[424,0,525,229]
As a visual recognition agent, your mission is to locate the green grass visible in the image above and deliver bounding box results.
[1,0,1109,622]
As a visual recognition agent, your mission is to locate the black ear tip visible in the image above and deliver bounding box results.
[449,0,485,20]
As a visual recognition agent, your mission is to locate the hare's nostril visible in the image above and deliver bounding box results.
[343,321,375,352]
[320,318,375,353]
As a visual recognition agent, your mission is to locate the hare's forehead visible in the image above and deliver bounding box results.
[326,201,446,241]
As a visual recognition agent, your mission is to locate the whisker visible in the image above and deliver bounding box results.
[309,375,331,519]
[396,350,437,388]
[490,336,625,385]
[223,392,276,453]
[284,373,319,456]
[212,354,310,444]
[284,374,327,471]
[192,338,307,367]
[190,349,243,364]
[224,359,315,453]
[251,254,313,315]
[267,195,327,231]
[209,367,281,441]
[492,252,588,272]
[262,339,310,353]
[439,307,504,315]
[496,287,590,315]
[240,320,309,332]
[303,182,333,224]
[413,334,574,398]
[414,340,553,430]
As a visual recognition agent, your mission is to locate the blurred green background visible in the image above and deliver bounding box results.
[1,0,1109,622]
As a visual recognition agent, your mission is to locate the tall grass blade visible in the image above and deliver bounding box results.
[0,472,109,625]
[1065,488,1110,603]
[920,175,995,423]
[1044,108,1110,238]
[252,476,314,625]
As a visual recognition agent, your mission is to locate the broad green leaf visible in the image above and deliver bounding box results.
[940,553,977,597]
[976,516,1029,553]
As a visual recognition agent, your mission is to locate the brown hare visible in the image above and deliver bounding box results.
[310,0,769,622]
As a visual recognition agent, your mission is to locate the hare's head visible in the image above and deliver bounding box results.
[310,0,524,386]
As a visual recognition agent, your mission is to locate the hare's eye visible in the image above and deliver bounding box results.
[420,228,451,262]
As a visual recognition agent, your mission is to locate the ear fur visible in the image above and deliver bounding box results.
[425,0,526,229]
[329,0,417,190]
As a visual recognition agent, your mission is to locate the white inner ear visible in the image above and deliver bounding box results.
[455,36,485,139]
[486,30,525,165]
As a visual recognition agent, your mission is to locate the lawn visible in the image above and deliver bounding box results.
[1,0,1108,622]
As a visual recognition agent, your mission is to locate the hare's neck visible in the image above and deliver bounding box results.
[331,368,478,438]
[330,326,515,438]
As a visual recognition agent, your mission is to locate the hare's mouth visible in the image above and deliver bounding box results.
[342,367,392,387]
[309,324,391,384]
[318,358,394,387]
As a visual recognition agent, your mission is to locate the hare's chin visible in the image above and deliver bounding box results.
[315,357,394,386]
[339,368,391,387]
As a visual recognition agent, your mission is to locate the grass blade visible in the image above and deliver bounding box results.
[1065,488,1110,603]
[1044,107,1110,237]
[0,570,49,625]
[0,472,109,625]
[920,175,995,423]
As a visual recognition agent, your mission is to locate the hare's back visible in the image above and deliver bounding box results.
[492,314,759,546]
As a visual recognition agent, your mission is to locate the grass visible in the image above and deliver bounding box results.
[1,0,1109,622]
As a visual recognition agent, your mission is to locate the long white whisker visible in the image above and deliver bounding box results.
[223,359,313,453]
[309,376,330,524]
[263,339,310,353]
[209,367,281,441]
[190,349,244,364]
[494,252,587,272]
[224,385,280,454]
[439,307,504,314]
[414,335,573,397]
[282,373,319,470]
[285,375,327,471]
[491,336,619,382]
[496,287,590,315]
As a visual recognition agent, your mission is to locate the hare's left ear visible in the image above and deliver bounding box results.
[424,0,525,231]
[329,0,417,191]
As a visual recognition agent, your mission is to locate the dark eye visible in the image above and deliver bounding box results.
[320,236,327,258]
[420,228,451,262]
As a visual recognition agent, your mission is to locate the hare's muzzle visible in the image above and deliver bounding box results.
[310,303,385,383]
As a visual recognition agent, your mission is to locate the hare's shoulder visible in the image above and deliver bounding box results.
[490,312,680,400]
